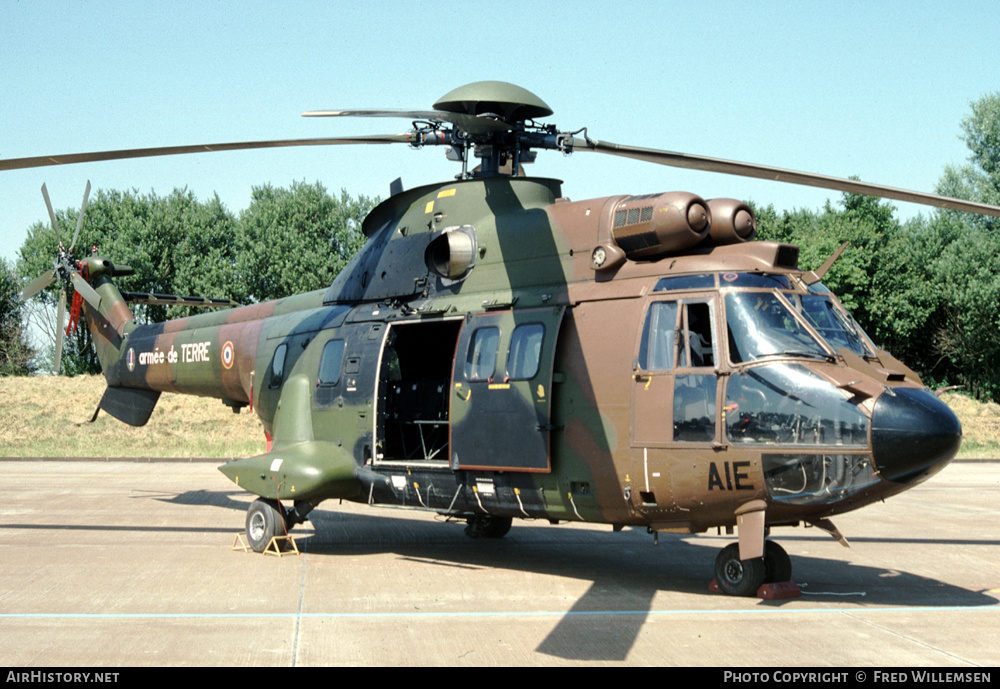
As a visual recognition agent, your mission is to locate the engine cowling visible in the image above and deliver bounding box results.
[609,191,711,260]
[705,198,757,245]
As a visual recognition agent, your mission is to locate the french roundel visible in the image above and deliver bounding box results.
[222,341,235,369]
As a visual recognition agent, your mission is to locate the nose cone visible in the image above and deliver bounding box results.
[871,388,962,484]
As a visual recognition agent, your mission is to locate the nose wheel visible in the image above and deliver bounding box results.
[714,541,792,596]
[245,498,289,553]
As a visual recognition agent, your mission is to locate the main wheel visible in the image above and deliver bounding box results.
[714,543,766,596]
[763,540,792,583]
[245,498,287,553]
[464,515,512,539]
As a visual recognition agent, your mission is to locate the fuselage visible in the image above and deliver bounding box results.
[83,176,962,535]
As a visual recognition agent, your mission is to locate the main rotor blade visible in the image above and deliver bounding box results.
[575,138,1000,218]
[70,180,92,252]
[20,270,56,301]
[303,109,511,135]
[41,183,63,247]
[54,288,66,374]
[70,272,102,311]
[0,135,413,172]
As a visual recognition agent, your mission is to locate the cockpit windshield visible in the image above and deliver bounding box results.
[784,292,869,356]
[725,292,830,363]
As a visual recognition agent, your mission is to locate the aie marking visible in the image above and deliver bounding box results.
[708,461,753,491]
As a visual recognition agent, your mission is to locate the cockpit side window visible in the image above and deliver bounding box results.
[637,298,718,444]
[638,300,716,371]
[638,301,679,371]
[679,302,715,368]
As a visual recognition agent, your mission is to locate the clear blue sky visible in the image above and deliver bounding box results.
[3,0,999,266]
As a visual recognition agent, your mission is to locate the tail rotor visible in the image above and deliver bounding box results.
[20,181,98,373]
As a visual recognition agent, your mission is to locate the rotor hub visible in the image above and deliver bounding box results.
[433,81,553,121]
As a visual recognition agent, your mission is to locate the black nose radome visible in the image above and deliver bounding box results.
[871,388,962,484]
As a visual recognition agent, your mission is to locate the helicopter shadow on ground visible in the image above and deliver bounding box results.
[110,488,999,660]
[131,487,250,512]
[297,508,999,662]
[10,486,995,661]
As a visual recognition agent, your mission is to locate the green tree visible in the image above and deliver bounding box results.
[0,259,34,375]
[936,93,1000,233]
[914,92,1000,399]
[235,181,375,302]
[755,190,900,337]
[18,188,241,373]
[930,227,1000,399]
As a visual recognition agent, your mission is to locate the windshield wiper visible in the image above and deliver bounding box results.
[757,351,836,363]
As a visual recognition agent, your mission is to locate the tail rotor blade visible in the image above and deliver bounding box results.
[54,288,67,374]
[41,183,63,248]
[20,270,57,301]
[70,180,91,252]
[70,272,102,310]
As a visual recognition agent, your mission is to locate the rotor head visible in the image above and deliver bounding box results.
[433,81,554,122]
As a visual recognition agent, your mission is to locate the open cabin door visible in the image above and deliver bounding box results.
[450,306,565,472]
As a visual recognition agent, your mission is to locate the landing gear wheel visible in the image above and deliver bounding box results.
[714,543,766,596]
[245,498,287,553]
[464,515,512,539]
[763,540,792,583]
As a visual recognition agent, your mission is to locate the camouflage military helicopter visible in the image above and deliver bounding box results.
[9,82,1000,596]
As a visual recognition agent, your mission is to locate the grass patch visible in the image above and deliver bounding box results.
[0,375,265,458]
[1,377,997,459]
[940,391,1000,459]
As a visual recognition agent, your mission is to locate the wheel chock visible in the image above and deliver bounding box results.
[708,578,801,598]
[231,532,300,556]
[263,534,300,557]
[757,582,801,599]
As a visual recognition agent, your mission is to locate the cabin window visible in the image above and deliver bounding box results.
[506,323,544,380]
[268,344,288,389]
[318,339,346,386]
[465,326,500,381]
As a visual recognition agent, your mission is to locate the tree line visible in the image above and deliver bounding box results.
[4,93,1000,402]
[754,92,1000,400]
[11,180,376,374]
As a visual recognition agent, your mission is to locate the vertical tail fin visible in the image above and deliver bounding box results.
[78,256,163,427]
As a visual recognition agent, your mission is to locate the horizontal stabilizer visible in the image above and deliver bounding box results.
[120,291,238,308]
[99,386,161,427]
